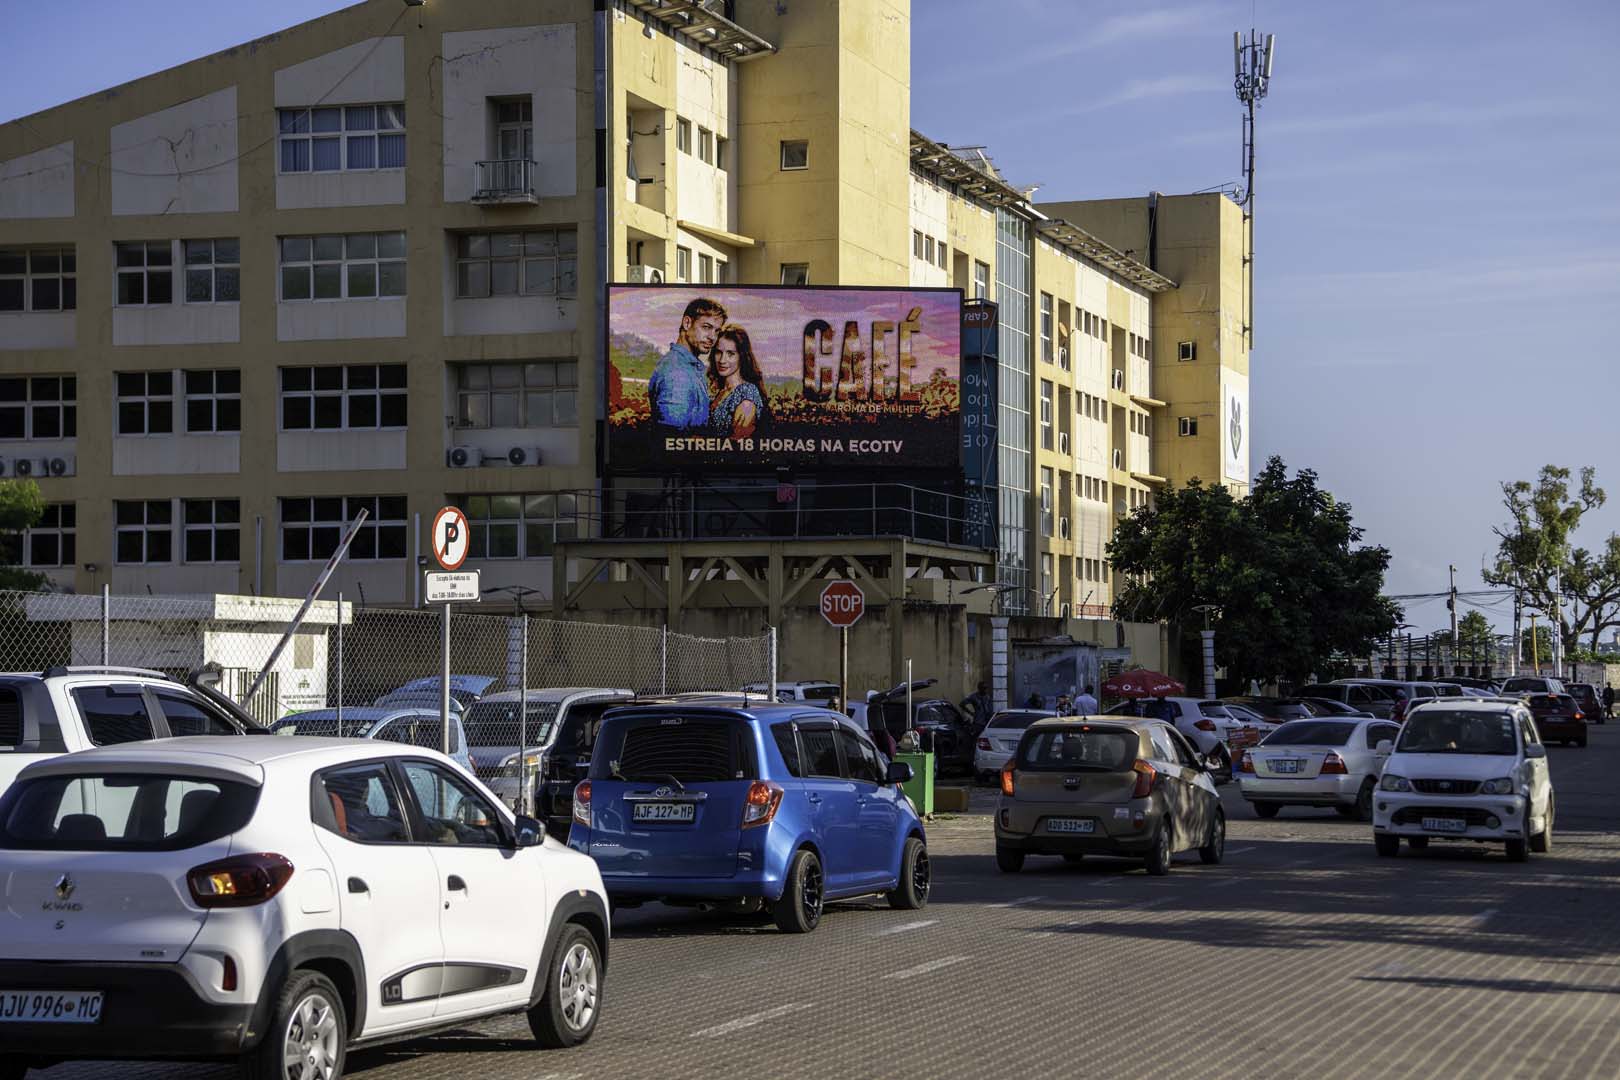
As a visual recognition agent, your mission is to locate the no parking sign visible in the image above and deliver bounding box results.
[431,506,470,571]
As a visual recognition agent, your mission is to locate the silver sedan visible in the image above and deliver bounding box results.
[1238,717,1403,821]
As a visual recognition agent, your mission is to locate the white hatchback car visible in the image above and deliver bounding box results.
[1373,700,1553,861]
[0,736,609,1079]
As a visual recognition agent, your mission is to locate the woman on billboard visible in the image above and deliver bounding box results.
[707,324,769,439]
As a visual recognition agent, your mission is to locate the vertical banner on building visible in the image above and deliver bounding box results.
[961,300,1000,549]
[1221,368,1250,487]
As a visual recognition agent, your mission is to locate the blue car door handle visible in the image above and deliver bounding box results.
[807,792,822,804]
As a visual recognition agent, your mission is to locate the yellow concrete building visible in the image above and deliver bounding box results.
[0,0,1248,661]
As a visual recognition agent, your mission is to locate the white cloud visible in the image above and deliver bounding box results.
[1071,74,1214,113]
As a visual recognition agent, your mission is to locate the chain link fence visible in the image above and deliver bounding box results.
[0,588,776,806]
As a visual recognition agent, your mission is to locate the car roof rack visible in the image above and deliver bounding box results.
[41,664,172,680]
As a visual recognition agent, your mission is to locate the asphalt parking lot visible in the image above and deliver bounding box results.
[35,724,1620,1080]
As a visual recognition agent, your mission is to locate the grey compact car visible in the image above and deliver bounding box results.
[1238,716,1403,820]
[994,717,1225,876]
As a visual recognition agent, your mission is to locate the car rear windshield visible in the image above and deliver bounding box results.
[1397,710,1518,755]
[462,701,560,748]
[1500,679,1546,694]
[1528,695,1573,712]
[593,714,757,783]
[1262,721,1356,747]
[1240,699,1314,721]
[0,773,259,851]
[985,711,1050,731]
[801,686,840,702]
[271,716,383,738]
[0,685,21,748]
[1019,728,1138,771]
[1297,685,1347,701]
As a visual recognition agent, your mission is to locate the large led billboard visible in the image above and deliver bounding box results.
[606,285,962,472]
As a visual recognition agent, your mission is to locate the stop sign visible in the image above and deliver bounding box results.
[820,581,865,628]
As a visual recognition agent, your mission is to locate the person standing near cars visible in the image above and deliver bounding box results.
[1605,683,1615,721]
[1075,684,1100,715]
[961,681,993,730]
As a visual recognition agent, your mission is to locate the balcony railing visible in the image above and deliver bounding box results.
[472,159,538,203]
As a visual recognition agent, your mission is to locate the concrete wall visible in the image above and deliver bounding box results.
[110,87,239,217]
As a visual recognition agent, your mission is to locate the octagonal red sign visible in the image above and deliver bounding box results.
[820,581,865,628]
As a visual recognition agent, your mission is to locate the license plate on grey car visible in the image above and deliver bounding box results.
[1047,818,1095,834]
[1272,759,1302,774]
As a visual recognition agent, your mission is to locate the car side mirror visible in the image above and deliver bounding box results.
[1375,739,1394,754]
[513,814,544,848]
[885,760,914,785]
[1525,744,1546,760]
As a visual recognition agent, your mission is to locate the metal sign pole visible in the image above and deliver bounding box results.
[518,615,530,817]
[336,592,344,737]
[441,601,452,756]
[840,626,848,716]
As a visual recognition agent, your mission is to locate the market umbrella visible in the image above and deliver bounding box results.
[1102,670,1185,699]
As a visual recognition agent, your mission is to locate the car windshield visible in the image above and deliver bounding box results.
[461,700,560,748]
[0,772,260,852]
[985,710,1052,730]
[1262,721,1356,746]
[801,686,840,702]
[1397,710,1519,755]
[1019,727,1138,771]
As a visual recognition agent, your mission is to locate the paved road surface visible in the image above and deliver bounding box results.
[33,725,1620,1079]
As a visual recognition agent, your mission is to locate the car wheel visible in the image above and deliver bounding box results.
[995,845,1025,873]
[1406,837,1428,850]
[528,923,602,1048]
[887,836,930,910]
[1530,796,1554,854]
[1144,823,1172,876]
[1354,778,1376,822]
[1577,737,1588,748]
[1374,832,1400,857]
[1253,801,1280,819]
[1506,810,1531,863]
[240,969,346,1080]
[774,849,824,933]
[1199,810,1226,865]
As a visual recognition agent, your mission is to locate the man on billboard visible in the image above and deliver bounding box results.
[648,296,727,430]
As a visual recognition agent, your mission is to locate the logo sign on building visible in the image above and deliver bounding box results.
[959,300,1000,550]
[424,570,481,604]
[606,285,962,472]
[1220,369,1250,486]
[431,506,471,570]
[820,580,865,628]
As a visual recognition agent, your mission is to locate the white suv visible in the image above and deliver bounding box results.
[0,736,608,1078]
[1373,700,1553,861]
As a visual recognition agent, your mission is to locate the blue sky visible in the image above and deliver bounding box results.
[4,1,1617,635]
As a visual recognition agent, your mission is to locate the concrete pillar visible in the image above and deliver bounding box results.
[991,616,1009,713]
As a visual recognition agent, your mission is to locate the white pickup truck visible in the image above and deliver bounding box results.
[0,665,264,796]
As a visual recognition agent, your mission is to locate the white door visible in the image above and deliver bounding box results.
[312,761,444,1036]
[397,760,546,1018]
[1519,717,1553,825]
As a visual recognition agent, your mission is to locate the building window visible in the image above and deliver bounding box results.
[454,361,577,429]
[1179,416,1198,437]
[937,241,947,269]
[780,140,808,170]
[280,495,407,562]
[716,135,729,171]
[0,248,75,312]
[1178,340,1196,362]
[924,236,936,265]
[183,499,240,563]
[280,364,407,431]
[278,104,404,173]
[494,99,533,161]
[1039,292,1053,363]
[455,230,576,298]
[115,500,172,564]
[698,126,713,164]
[676,117,691,154]
[461,493,582,559]
[698,253,714,283]
[279,233,406,301]
[675,246,692,282]
[1039,380,1054,451]
[913,230,923,260]
[115,371,174,436]
[115,242,173,306]
[780,263,809,286]
[182,239,240,303]
[716,259,728,284]
[973,260,989,300]
[184,370,241,433]
[0,376,75,440]
[16,503,75,567]
[1040,467,1054,537]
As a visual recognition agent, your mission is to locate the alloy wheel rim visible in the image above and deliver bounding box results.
[1157,827,1170,864]
[558,941,599,1032]
[912,847,931,899]
[803,858,823,919]
[1212,816,1225,858]
[283,992,339,1080]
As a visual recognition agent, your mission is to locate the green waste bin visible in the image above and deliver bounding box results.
[896,751,935,817]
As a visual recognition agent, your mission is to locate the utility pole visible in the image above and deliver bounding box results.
[1233,28,1276,348]
[1510,575,1522,677]
[1447,565,1458,675]
[1530,612,1540,675]
[1551,567,1564,678]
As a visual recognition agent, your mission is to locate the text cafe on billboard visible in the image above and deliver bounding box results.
[605,285,962,474]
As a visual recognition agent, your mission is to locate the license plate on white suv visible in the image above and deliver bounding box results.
[0,991,103,1024]
[632,802,695,823]
[1421,817,1468,834]
[1047,818,1095,834]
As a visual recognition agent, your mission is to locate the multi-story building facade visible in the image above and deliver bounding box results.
[0,0,1247,647]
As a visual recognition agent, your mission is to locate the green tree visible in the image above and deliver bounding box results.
[1430,610,1498,660]
[1520,624,1554,667]
[1107,457,1401,686]
[0,478,47,591]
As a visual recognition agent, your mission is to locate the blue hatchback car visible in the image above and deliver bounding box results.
[568,699,930,932]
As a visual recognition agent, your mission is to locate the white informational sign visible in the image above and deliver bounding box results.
[424,570,481,604]
[1221,368,1250,487]
[431,506,470,570]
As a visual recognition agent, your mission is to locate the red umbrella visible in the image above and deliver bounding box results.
[1103,670,1185,699]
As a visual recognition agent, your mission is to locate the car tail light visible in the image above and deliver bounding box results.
[1000,761,1016,796]
[977,737,992,751]
[187,854,294,909]
[741,781,784,828]
[1131,760,1157,798]
[1240,751,1255,774]
[1194,719,1217,732]
[1321,752,1348,775]
[1573,710,1584,722]
[572,780,591,827]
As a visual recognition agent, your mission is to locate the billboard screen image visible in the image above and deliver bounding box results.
[606,285,962,472]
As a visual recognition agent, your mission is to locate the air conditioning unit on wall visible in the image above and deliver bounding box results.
[504,446,543,467]
[626,265,664,284]
[447,446,482,468]
[42,455,74,477]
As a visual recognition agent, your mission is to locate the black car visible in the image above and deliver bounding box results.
[1528,692,1587,746]
[1567,683,1603,725]
[1298,696,1375,718]
[1223,696,1323,723]
[863,679,976,773]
